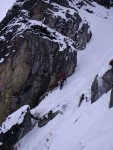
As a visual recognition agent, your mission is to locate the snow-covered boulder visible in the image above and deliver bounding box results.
[0,105,31,150]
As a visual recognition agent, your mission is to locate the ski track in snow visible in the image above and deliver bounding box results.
[14,1,113,150]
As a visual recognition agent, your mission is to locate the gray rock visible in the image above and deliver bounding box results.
[31,109,58,127]
[91,75,99,103]
[109,88,113,108]
[93,0,110,8]
[38,110,58,127]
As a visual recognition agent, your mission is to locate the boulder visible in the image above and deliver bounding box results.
[109,89,113,108]
[91,69,113,103]
[31,110,58,128]
[0,105,31,150]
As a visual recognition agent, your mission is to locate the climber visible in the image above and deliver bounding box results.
[58,73,67,90]
[60,79,64,90]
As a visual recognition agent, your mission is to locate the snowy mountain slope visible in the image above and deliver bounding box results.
[15,2,113,150]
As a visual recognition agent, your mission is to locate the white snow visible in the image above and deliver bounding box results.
[5,1,113,150]
[0,36,5,41]
[0,58,4,63]
[12,49,16,52]
[0,105,29,134]
[5,53,9,57]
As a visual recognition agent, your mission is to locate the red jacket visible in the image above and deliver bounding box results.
[58,74,64,80]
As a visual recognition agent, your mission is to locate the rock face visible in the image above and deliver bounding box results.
[31,110,58,127]
[50,0,69,7]
[0,105,31,150]
[91,68,113,103]
[109,88,113,108]
[93,0,110,8]
[111,0,113,7]
[38,111,58,127]
[0,0,91,123]
[91,75,99,103]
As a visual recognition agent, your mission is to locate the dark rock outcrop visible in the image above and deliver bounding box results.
[78,93,85,107]
[109,88,113,108]
[0,0,91,123]
[31,110,58,127]
[76,0,95,9]
[38,110,58,127]
[50,0,69,7]
[0,105,31,150]
[111,0,113,7]
[91,75,99,103]
[93,0,110,8]
[91,68,113,103]
[79,0,112,8]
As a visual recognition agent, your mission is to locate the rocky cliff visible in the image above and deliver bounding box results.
[91,61,113,107]
[93,0,110,8]
[0,0,91,124]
